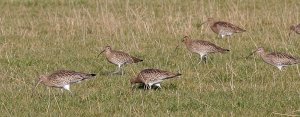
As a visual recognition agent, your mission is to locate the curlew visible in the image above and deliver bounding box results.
[131,69,181,89]
[35,70,96,93]
[182,36,229,63]
[201,18,246,38]
[289,24,300,35]
[99,46,143,75]
[246,47,300,70]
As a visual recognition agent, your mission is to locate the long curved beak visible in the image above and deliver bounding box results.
[31,80,41,97]
[245,50,257,59]
[34,80,42,90]
[174,37,184,52]
[175,39,181,51]
[199,20,208,26]
[131,83,136,91]
[97,50,105,58]
[181,37,185,42]
[175,45,179,50]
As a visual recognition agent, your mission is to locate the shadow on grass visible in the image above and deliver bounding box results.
[132,83,178,90]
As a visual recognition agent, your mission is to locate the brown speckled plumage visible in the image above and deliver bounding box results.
[100,46,143,74]
[206,18,246,38]
[131,69,181,89]
[290,24,300,34]
[36,70,96,92]
[254,47,300,70]
[182,36,229,63]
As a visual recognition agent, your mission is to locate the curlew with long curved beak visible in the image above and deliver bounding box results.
[99,46,143,75]
[201,18,246,38]
[246,47,300,70]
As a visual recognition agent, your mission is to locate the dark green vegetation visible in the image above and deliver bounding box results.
[1,0,300,116]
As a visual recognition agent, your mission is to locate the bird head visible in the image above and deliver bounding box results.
[130,78,138,84]
[256,47,265,54]
[130,76,143,89]
[97,46,112,57]
[207,17,214,22]
[182,35,191,42]
[246,47,265,59]
[289,25,296,37]
[199,17,214,26]
[290,25,296,31]
[130,78,138,90]
[35,75,47,89]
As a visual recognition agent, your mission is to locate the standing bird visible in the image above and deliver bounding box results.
[289,24,300,36]
[246,47,300,70]
[182,36,229,63]
[99,46,143,75]
[35,70,96,92]
[201,18,246,38]
[131,69,181,89]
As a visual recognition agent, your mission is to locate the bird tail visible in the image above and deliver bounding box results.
[85,74,96,78]
[34,80,42,89]
[165,73,182,80]
[82,73,96,80]
[296,58,300,64]
[132,57,143,63]
[175,73,182,78]
[81,73,96,80]
[236,28,246,33]
[89,74,96,76]
[219,48,230,53]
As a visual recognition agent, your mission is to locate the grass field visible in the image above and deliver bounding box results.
[1,0,300,116]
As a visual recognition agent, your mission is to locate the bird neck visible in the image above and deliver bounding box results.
[257,51,266,58]
[131,77,142,84]
[104,50,112,56]
[290,26,295,31]
[207,20,216,27]
[41,78,52,86]
[184,38,193,45]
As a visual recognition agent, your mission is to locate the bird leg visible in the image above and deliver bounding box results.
[63,85,73,95]
[145,84,152,90]
[277,66,285,71]
[143,84,147,90]
[131,84,136,91]
[112,65,121,74]
[203,55,208,63]
[154,84,161,89]
[218,33,225,38]
[144,84,150,90]
[199,55,204,64]
[119,64,126,75]
[221,35,225,38]
[120,66,124,75]
[63,85,70,91]
[200,54,207,64]
[47,88,51,108]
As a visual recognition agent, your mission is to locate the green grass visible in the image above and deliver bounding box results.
[1,0,300,116]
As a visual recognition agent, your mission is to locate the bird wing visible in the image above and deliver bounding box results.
[192,40,228,53]
[295,24,300,34]
[214,21,245,33]
[48,70,93,85]
[112,50,135,63]
[140,69,180,84]
[267,52,300,65]
[113,50,131,58]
